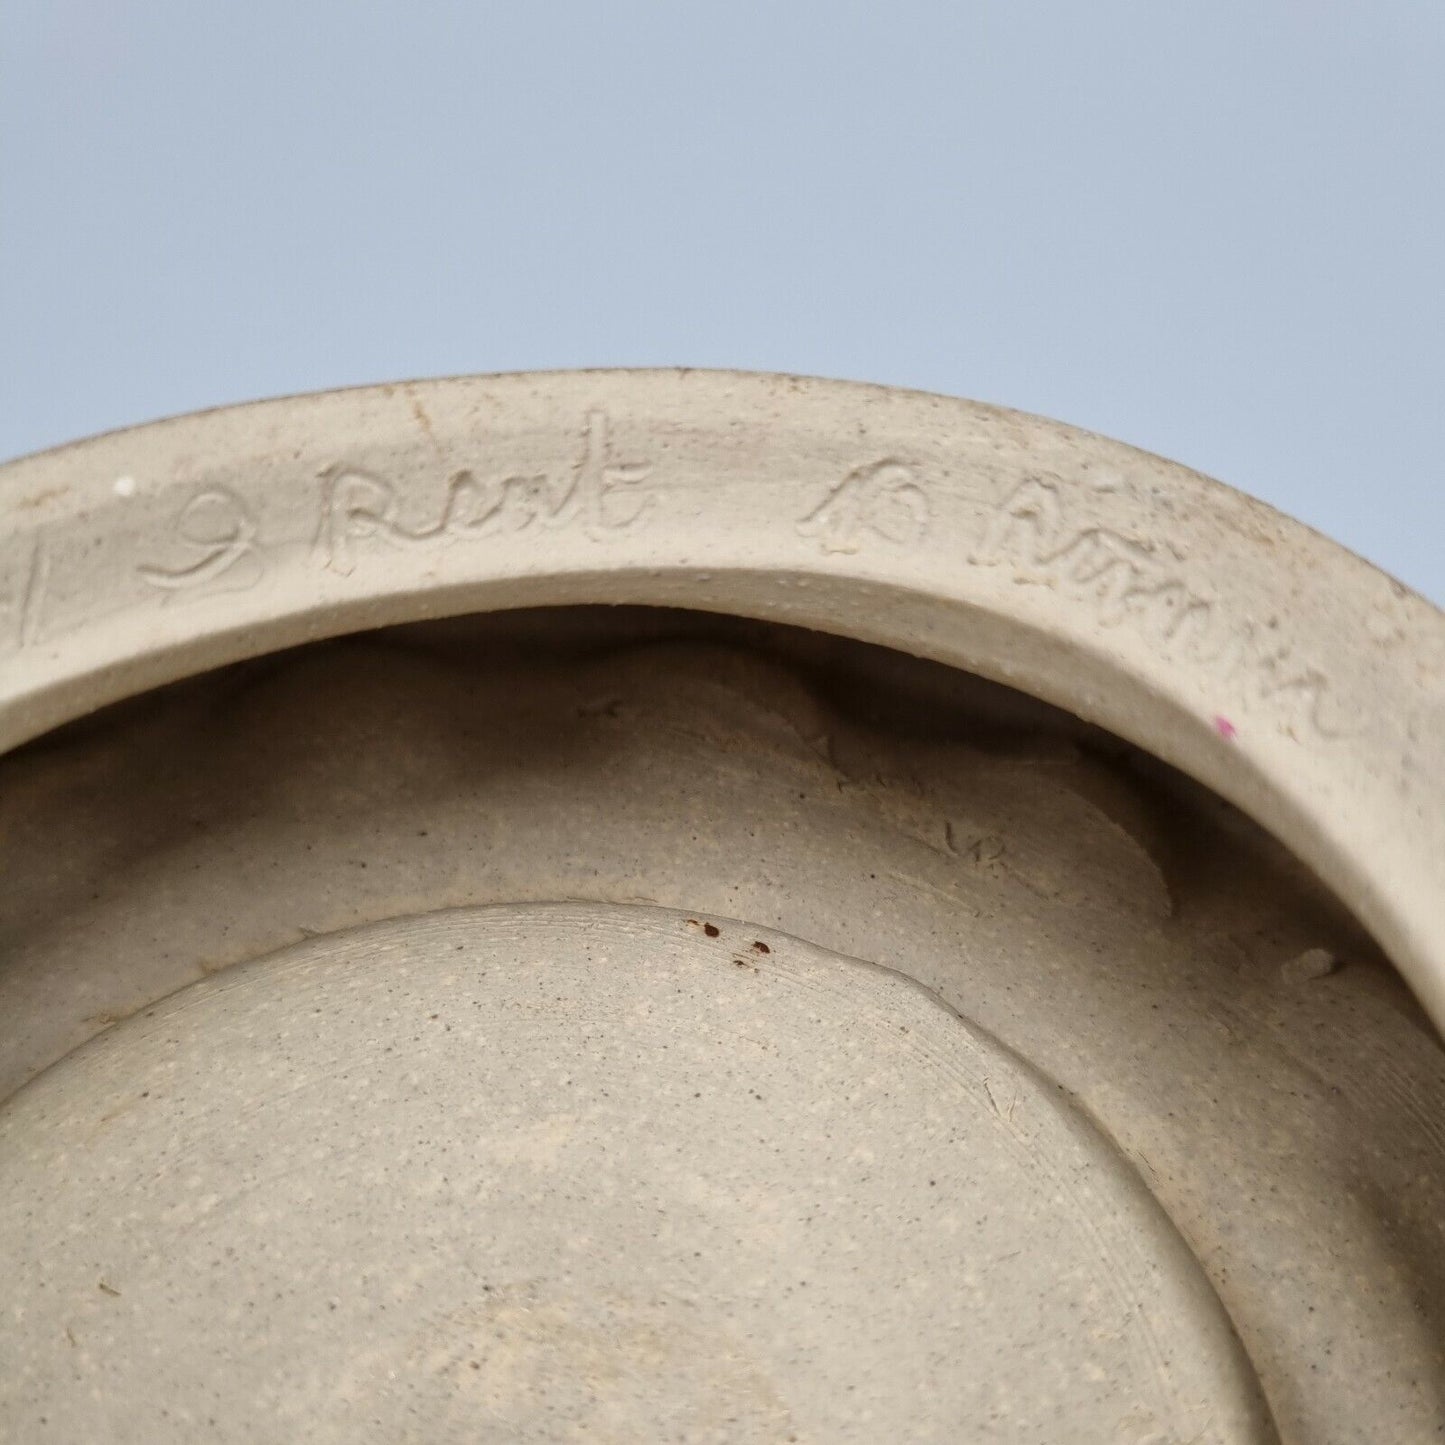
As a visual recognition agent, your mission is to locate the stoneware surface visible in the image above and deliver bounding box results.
[1,904,1266,1443]
[1,371,1440,1027]
[1,372,1442,1442]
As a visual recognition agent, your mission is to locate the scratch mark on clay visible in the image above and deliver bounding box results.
[19,536,51,648]
[983,1077,1016,1124]
[17,485,68,510]
[411,399,439,452]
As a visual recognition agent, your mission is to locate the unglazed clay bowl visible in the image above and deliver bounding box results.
[1,372,1441,1443]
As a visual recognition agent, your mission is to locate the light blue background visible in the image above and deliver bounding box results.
[3,2,1441,600]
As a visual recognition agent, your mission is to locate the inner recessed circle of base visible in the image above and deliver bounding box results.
[0,903,1270,1444]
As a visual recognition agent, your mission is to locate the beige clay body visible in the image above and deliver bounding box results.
[0,373,1441,1441]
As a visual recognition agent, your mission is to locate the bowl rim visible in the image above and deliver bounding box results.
[3,368,1441,1029]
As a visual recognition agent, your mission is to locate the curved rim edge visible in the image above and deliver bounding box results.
[2,368,1441,1031]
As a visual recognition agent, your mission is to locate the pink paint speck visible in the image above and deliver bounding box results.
[1213,715,1238,741]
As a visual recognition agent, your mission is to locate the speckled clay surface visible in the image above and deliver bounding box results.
[1,371,1441,1026]
[1,373,1442,1441]
[1,903,1269,1443]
